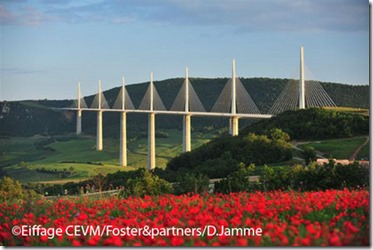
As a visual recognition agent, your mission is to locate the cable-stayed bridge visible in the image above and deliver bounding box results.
[63,46,336,170]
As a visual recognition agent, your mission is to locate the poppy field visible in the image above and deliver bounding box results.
[0,189,369,246]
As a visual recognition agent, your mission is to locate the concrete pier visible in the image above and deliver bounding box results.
[183,67,192,152]
[147,73,156,170]
[76,109,82,135]
[148,112,156,170]
[183,114,191,152]
[96,81,103,151]
[96,110,103,151]
[119,78,127,166]
[119,112,127,166]
[231,116,239,136]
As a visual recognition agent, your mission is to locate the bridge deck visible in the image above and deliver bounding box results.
[57,108,273,119]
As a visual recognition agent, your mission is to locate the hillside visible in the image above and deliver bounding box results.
[0,78,369,137]
[242,108,369,140]
[163,108,369,180]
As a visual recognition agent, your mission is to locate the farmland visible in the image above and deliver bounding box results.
[0,130,214,183]
[1,133,369,184]
[298,137,369,159]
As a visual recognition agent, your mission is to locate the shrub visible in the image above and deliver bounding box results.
[302,147,317,165]
[174,173,210,195]
[167,130,293,179]
[0,176,41,203]
[120,169,173,197]
[259,161,369,192]
[214,163,259,193]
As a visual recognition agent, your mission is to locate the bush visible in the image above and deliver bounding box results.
[120,169,173,197]
[167,130,293,179]
[0,176,41,203]
[259,161,369,192]
[245,108,369,140]
[302,147,317,165]
[214,163,258,193]
[174,173,210,195]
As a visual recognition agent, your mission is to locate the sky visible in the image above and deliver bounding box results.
[0,0,369,101]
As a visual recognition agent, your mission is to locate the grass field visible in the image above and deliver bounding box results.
[0,130,214,183]
[356,141,370,160]
[299,137,368,159]
[322,107,369,116]
[1,131,369,184]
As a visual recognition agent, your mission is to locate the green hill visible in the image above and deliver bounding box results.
[163,108,369,180]
[243,108,369,140]
[0,77,369,137]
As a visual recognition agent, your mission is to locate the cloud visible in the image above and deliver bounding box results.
[0,67,48,74]
[160,0,368,32]
[1,0,368,32]
[0,4,54,26]
[0,5,17,25]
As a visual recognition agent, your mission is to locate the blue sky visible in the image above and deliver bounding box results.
[0,0,369,101]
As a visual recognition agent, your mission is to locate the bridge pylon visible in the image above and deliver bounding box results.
[230,59,239,136]
[148,73,156,171]
[170,67,205,153]
[183,67,191,152]
[90,80,109,151]
[96,80,103,151]
[299,46,305,109]
[268,46,336,114]
[76,82,82,135]
[119,77,127,167]
[73,82,88,135]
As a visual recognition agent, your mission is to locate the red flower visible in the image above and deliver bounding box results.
[71,239,81,246]
[170,236,184,246]
[39,235,49,243]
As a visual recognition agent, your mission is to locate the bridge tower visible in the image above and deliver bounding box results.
[299,46,305,109]
[139,72,166,170]
[96,80,103,151]
[119,77,127,167]
[183,67,191,152]
[76,82,82,135]
[113,76,135,166]
[229,59,239,136]
[170,67,205,152]
[148,73,156,171]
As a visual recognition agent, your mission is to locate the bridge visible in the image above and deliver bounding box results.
[61,46,336,170]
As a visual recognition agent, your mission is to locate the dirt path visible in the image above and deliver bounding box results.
[292,141,326,159]
[349,136,369,161]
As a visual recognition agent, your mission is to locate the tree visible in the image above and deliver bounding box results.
[122,169,173,197]
[302,147,317,165]
[269,128,290,142]
[214,163,257,193]
[0,177,24,202]
[174,173,210,195]
[0,176,40,203]
[92,173,105,193]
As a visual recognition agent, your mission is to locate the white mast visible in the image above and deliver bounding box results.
[120,77,127,166]
[230,59,239,136]
[299,46,305,109]
[183,66,191,152]
[76,82,82,135]
[148,72,156,170]
[96,80,103,151]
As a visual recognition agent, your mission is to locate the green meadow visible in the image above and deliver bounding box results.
[0,130,214,183]
[299,136,368,159]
